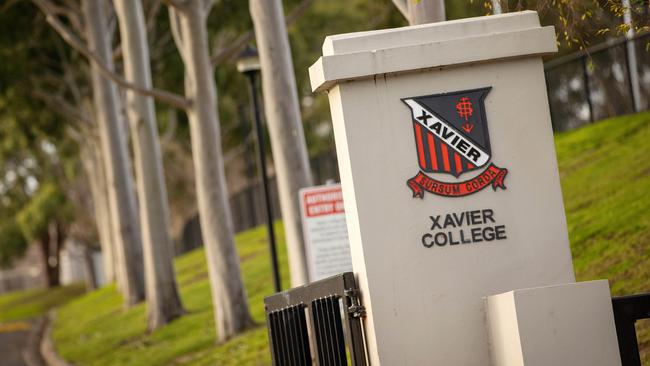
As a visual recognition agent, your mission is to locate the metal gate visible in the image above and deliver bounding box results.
[264,272,367,366]
[612,293,650,366]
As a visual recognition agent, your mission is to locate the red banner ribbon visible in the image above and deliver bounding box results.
[407,163,508,198]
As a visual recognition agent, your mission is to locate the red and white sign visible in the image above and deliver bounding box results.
[300,184,352,281]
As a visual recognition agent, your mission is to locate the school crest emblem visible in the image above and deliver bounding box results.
[402,87,508,198]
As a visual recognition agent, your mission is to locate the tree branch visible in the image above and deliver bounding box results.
[391,0,409,19]
[146,0,163,37]
[168,6,188,65]
[161,107,178,147]
[53,38,86,108]
[31,86,91,125]
[168,7,184,49]
[210,0,314,65]
[203,0,215,14]
[162,0,188,11]
[62,65,83,103]
[48,1,84,34]
[65,125,84,143]
[32,0,191,110]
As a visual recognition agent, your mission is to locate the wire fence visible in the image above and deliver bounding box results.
[545,32,650,132]
[227,151,340,233]
[178,151,340,251]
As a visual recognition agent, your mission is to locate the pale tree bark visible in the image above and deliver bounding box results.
[113,0,184,329]
[210,0,314,65]
[392,0,445,25]
[32,75,119,286]
[408,0,445,24]
[250,0,313,287]
[83,0,145,306]
[83,246,98,291]
[492,0,503,14]
[168,1,253,341]
[622,0,642,112]
[32,0,190,110]
[81,138,116,284]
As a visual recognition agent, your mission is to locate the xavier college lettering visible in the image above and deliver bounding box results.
[403,87,508,198]
[421,209,507,248]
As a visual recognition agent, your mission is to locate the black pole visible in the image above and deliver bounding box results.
[245,70,281,293]
[238,105,257,229]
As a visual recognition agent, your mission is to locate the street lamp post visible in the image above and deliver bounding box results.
[237,46,281,293]
[237,104,257,229]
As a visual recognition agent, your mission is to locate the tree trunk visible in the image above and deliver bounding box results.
[81,139,116,284]
[169,1,253,341]
[39,229,55,288]
[82,0,145,306]
[83,246,98,291]
[113,0,184,329]
[622,0,643,111]
[41,222,64,288]
[407,0,445,25]
[491,0,503,14]
[250,0,313,287]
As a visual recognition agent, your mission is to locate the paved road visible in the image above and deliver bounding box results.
[0,321,32,366]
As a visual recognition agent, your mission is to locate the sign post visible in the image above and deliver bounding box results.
[299,184,352,282]
[309,11,620,365]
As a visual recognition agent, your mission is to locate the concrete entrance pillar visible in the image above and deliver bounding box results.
[309,11,619,365]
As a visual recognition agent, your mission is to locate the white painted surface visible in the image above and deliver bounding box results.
[322,11,539,55]
[485,288,525,365]
[485,280,621,366]
[310,12,576,365]
[310,11,557,92]
[300,184,352,281]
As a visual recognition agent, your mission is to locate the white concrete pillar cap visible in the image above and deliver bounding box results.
[309,11,557,92]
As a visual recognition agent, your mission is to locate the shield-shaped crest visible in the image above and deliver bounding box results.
[402,87,492,177]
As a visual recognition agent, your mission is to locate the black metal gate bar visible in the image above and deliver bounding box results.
[328,297,348,364]
[268,304,312,365]
[296,305,312,364]
[612,293,650,366]
[265,272,367,366]
[313,296,347,365]
[311,299,326,365]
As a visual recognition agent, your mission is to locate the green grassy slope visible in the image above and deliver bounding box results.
[2,112,645,365]
[555,112,650,294]
[52,224,289,366]
[0,284,85,323]
[555,112,650,362]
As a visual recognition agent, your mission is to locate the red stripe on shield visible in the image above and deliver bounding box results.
[413,122,427,170]
[426,132,438,171]
[440,143,450,172]
[454,153,463,175]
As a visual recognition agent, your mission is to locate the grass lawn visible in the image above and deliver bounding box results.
[1,112,646,365]
[555,112,650,294]
[0,283,85,323]
[52,224,290,366]
[555,111,650,362]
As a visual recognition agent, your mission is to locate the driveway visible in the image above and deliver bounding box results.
[0,321,36,366]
